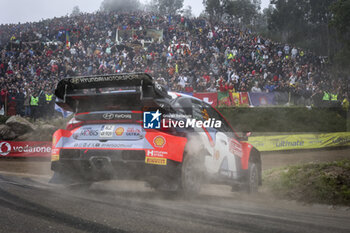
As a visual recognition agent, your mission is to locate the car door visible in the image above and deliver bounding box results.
[202,103,241,179]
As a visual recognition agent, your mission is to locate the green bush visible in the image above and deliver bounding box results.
[263,160,350,206]
[219,107,348,132]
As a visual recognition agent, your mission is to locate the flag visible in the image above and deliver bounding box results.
[193,92,218,107]
[229,92,250,106]
[240,92,250,106]
[55,104,72,118]
[218,92,231,107]
[230,92,240,106]
[65,30,70,49]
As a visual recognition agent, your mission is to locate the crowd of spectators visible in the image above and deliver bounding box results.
[0,10,348,118]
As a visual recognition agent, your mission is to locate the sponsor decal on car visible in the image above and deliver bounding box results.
[100,125,115,138]
[146,150,168,157]
[80,127,99,136]
[153,136,166,148]
[202,109,209,120]
[51,148,60,161]
[102,113,132,120]
[229,139,243,157]
[115,127,124,136]
[52,136,57,146]
[145,157,167,165]
[72,142,133,148]
[70,74,145,84]
[125,127,142,136]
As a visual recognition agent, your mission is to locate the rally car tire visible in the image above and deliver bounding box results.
[181,154,204,196]
[244,162,259,193]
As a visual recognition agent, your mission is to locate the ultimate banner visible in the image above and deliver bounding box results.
[248,132,350,151]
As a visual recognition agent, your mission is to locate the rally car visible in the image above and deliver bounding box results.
[51,73,261,194]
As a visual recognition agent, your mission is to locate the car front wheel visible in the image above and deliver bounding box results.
[244,163,259,193]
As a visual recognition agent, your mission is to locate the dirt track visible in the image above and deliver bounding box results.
[261,147,350,170]
[0,148,350,233]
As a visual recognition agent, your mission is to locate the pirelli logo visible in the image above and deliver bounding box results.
[145,157,167,166]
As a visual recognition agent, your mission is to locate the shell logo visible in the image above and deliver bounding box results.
[115,127,124,136]
[153,136,166,148]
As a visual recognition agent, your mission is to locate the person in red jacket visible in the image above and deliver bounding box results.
[1,88,9,114]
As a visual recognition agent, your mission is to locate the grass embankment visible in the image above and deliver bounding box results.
[263,160,350,206]
[219,107,348,133]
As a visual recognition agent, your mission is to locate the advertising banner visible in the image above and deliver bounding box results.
[0,141,52,158]
[248,132,350,151]
[249,92,275,106]
[193,92,218,107]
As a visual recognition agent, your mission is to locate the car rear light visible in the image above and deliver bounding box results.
[66,118,84,130]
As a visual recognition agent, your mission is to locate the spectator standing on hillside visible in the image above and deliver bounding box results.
[44,90,54,119]
[251,82,262,93]
[30,92,39,121]
[24,89,31,117]
[15,88,24,116]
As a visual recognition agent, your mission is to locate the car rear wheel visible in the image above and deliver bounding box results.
[181,154,203,196]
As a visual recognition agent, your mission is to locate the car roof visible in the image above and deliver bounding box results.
[168,91,202,102]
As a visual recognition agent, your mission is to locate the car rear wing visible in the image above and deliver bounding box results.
[55,73,169,111]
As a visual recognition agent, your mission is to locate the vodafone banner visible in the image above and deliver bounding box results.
[0,141,52,158]
[193,92,218,107]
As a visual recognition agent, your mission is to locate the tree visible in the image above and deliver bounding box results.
[225,0,257,25]
[144,0,158,12]
[330,0,350,43]
[100,0,141,12]
[153,0,184,15]
[70,6,81,17]
[203,0,226,22]
[252,0,261,11]
[267,0,338,54]
[183,5,194,18]
[330,0,350,70]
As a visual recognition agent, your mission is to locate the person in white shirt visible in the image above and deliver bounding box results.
[284,44,290,54]
[291,47,298,59]
[251,82,262,93]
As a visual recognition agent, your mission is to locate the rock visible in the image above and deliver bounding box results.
[40,124,57,132]
[15,132,34,141]
[5,115,37,135]
[39,124,57,136]
[0,124,16,140]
